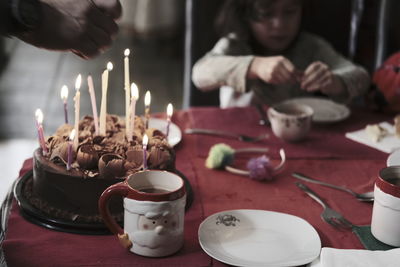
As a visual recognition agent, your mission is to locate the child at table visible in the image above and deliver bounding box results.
[191,0,370,108]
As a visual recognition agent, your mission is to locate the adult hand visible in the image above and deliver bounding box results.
[301,61,345,95]
[17,0,122,59]
[248,56,297,85]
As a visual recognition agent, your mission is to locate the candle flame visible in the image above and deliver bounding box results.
[143,134,148,147]
[144,91,151,106]
[75,74,82,90]
[35,109,43,124]
[124,49,130,57]
[107,62,113,71]
[61,85,68,100]
[130,83,139,100]
[69,129,76,141]
[167,103,173,117]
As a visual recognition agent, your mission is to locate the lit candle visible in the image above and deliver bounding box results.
[124,49,131,134]
[60,85,68,124]
[73,74,82,151]
[142,133,148,170]
[144,90,151,129]
[128,82,139,141]
[35,109,48,155]
[67,129,76,171]
[166,103,173,138]
[100,62,113,135]
[87,75,99,135]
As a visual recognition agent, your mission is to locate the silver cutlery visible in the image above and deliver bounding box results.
[296,182,353,229]
[292,172,374,202]
[184,128,269,142]
[255,103,270,126]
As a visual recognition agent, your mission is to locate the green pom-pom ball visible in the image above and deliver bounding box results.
[205,143,235,169]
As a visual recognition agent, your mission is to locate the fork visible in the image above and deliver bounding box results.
[184,128,269,142]
[296,182,353,229]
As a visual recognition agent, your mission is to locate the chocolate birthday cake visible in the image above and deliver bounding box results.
[30,114,175,223]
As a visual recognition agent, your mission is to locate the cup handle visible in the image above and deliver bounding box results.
[98,182,132,249]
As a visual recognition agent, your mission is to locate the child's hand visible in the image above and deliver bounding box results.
[248,56,297,85]
[301,61,345,95]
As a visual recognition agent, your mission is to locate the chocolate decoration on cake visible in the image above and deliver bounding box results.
[77,144,99,170]
[98,153,125,179]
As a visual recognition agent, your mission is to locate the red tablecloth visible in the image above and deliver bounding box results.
[2,107,390,266]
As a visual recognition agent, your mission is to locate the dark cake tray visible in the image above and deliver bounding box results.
[14,170,193,235]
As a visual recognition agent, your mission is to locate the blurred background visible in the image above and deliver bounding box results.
[0,0,399,202]
[0,0,186,140]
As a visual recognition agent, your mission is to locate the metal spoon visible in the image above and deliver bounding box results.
[292,172,374,202]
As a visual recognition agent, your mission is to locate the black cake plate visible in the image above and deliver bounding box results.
[14,170,193,235]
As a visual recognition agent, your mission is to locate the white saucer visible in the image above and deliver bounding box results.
[148,118,182,147]
[387,149,400,166]
[283,97,350,123]
[198,209,321,267]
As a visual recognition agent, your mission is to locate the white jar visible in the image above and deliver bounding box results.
[371,166,400,247]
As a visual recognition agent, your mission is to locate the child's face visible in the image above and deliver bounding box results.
[249,0,302,54]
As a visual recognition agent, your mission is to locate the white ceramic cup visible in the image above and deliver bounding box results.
[371,166,400,247]
[99,170,186,257]
[267,102,314,142]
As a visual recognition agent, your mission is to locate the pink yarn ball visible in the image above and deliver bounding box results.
[246,155,274,181]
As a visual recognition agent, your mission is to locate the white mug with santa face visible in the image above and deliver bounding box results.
[99,170,186,257]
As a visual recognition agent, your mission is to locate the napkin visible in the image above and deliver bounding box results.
[345,122,400,153]
[308,247,400,267]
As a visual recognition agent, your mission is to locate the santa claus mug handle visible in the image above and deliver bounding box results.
[98,182,133,249]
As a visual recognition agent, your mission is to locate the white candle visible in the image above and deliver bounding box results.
[128,82,139,141]
[144,91,151,129]
[142,134,148,169]
[35,109,48,155]
[87,75,99,135]
[73,74,82,151]
[166,103,173,138]
[67,129,75,171]
[124,49,131,134]
[60,85,68,124]
[100,62,113,135]
[124,48,130,89]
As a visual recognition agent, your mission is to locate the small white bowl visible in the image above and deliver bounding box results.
[267,102,314,142]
